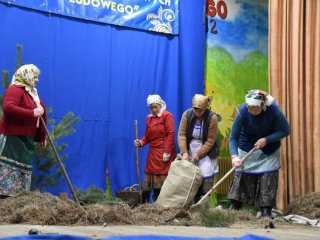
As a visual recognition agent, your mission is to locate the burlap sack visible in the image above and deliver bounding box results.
[156,159,203,209]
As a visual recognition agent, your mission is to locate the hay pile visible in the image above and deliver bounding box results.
[2,191,316,227]
[0,191,202,226]
[287,192,320,219]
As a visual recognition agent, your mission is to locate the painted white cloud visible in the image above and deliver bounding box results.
[218,0,268,22]
[207,0,269,62]
[218,0,243,21]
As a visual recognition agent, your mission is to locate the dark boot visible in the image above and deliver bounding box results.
[194,193,204,204]
[229,199,242,210]
[260,206,272,217]
[152,188,161,202]
[0,194,9,199]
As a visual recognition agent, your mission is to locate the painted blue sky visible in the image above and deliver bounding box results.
[207,0,269,62]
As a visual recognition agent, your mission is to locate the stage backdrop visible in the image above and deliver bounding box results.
[0,1,206,196]
[205,0,269,194]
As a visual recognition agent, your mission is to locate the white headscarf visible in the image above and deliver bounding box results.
[11,64,41,107]
[146,94,166,110]
[245,89,275,111]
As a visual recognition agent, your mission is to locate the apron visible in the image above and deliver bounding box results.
[189,123,218,178]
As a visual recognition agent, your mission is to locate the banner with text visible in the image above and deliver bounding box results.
[0,0,179,34]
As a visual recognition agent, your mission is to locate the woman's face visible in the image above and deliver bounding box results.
[247,105,263,116]
[193,107,206,119]
[33,72,39,86]
[149,103,161,115]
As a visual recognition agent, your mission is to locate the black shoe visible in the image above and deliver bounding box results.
[229,200,242,210]
[228,205,238,210]
[0,194,10,199]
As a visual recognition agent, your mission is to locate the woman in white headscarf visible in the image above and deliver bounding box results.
[134,94,176,202]
[0,64,47,198]
[228,90,290,217]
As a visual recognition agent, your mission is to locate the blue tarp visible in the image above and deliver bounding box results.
[0,1,205,196]
[103,235,274,240]
[1,234,274,240]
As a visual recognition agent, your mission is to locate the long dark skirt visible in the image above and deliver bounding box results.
[194,175,214,203]
[0,134,34,197]
[227,171,279,207]
[198,176,214,195]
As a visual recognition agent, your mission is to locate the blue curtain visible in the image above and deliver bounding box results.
[0,1,206,195]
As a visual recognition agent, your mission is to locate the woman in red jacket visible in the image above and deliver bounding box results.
[134,95,176,202]
[0,64,47,198]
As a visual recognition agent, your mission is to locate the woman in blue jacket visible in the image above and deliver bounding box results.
[228,90,290,217]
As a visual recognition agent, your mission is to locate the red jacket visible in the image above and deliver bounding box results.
[140,110,176,174]
[0,85,47,143]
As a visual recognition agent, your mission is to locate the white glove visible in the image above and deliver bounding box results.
[162,153,170,162]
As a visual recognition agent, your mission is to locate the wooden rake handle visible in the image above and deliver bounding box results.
[191,147,257,208]
[135,120,143,204]
[40,116,80,205]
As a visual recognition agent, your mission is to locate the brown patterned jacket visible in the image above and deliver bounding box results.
[178,109,218,159]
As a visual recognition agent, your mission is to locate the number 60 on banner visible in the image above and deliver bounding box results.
[206,0,228,35]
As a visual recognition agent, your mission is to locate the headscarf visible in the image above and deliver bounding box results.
[245,89,274,110]
[12,64,42,126]
[146,94,166,111]
[192,94,212,109]
[12,64,41,104]
[12,64,40,89]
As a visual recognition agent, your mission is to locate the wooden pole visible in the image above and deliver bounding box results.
[135,120,143,204]
[191,147,257,209]
[40,116,80,205]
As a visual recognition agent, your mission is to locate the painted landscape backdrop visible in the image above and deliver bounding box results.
[205,0,269,157]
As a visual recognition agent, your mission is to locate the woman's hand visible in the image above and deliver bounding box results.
[40,140,47,147]
[231,155,242,168]
[134,139,141,147]
[190,153,200,162]
[33,106,44,117]
[182,152,189,160]
[254,138,267,149]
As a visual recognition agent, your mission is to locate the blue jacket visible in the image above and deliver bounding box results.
[229,102,290,155]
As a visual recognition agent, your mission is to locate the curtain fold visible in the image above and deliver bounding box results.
[269,0,320,211]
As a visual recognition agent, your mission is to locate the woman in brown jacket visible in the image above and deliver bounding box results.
[178,94,219,202]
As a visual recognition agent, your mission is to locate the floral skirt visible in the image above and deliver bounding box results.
[0,135,34,197]
[227,171,279,207]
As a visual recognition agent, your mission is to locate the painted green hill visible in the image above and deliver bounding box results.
[206,47,268,106]
[205,47,268,154]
